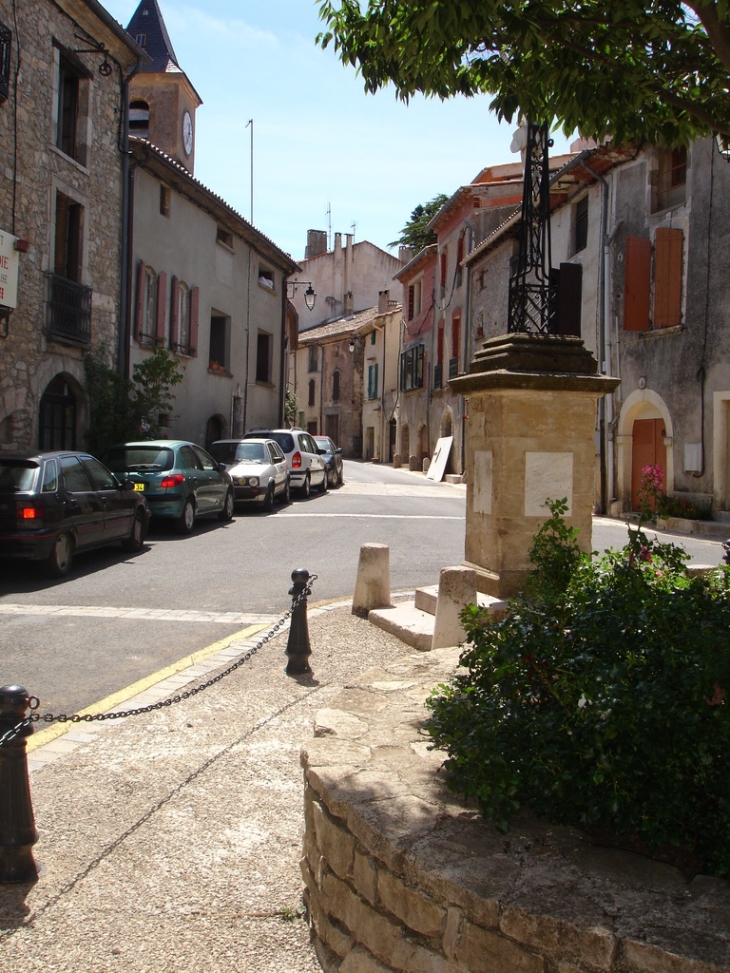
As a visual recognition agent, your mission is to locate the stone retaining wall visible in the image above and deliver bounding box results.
[300,648,730,973]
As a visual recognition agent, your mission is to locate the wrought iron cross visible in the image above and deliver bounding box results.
[508,121,557,335]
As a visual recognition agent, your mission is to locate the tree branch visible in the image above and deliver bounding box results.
[684,0,730,73]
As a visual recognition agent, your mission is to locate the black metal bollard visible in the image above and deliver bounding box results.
[285,568,313,676]
[723,540,730,565]
[0,686,39,883]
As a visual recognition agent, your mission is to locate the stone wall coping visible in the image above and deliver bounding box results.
[300,647,730,973]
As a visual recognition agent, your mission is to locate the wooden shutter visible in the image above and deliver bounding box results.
[134,259,146,340]
[189,286,199,357]
[155,271,167,344]
[624,236,651,331]
[653,227,683,328]
[556,262,583,337]
[170,276,180,349]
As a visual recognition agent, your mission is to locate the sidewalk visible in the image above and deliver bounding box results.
[0,600,415,972]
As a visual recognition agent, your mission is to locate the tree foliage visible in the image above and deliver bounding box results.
[318,0,730,146]
[85,347,184,457]
[389,193,449,252]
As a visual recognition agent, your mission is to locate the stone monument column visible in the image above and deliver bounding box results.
[450,332,620,599]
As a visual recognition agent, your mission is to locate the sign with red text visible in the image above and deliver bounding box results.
[0,230,19,308]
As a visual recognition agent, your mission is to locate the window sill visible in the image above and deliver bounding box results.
[258,281,277,296]
[255,379,274,388]
[208,366,231,377]
[639,324,684,338]
[50,143,90,174]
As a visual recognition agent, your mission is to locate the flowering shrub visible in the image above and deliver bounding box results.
[425,500,730,876]
[637,464,710,521]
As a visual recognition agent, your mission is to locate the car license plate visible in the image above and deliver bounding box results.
[133,483,145,491]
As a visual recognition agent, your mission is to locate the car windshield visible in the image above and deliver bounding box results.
[0,460,39,491]
[314,438,331,453]
[103,446,174,473]
[235,443,267,463]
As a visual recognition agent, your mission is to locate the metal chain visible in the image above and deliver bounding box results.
[0,576,317,748]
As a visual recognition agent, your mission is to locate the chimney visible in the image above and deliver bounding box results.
[398,246,413,264]
[305,230,328,259]
[378,290,390,314]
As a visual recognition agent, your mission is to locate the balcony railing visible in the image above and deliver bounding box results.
[47,274,92,344]
[448,357,459,379]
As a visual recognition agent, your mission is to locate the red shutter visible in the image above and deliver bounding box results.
[623,236,651,331]
[155,271,167,344]
[170,276,180,349]
[134,259,146,340]
[189,286,199,357]
[654,227,683,328]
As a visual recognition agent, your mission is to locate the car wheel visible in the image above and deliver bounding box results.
[299,474,310,499]
[319,468,328,493]
[278,478,291,505]
[337,467,344,486]
[176,496,196,534]
[219,489,235,521]
[44,532,73,578]
[262,483,274,512]
[122,509,146,552]
[328,466,337,488]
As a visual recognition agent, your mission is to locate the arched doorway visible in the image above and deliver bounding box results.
[38,376,77,450]
[205,415,225,451]
[616,390,673,512]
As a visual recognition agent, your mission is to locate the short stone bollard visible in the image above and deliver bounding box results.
[285,568,313,675]
[352,543,391,617]
[431,566,478,650]
[0,685,39,883]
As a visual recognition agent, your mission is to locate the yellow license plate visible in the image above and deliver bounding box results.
[133,482,145,491]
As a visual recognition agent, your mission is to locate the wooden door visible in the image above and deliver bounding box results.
[631,418,667,509]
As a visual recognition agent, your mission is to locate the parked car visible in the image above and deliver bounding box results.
[102,440,234,534]
[242,429,327,497]
[314,436,344,488]
[209,438,290,510]
[0,450,149,578]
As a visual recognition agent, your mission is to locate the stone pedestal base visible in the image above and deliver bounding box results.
[451,334,619,599]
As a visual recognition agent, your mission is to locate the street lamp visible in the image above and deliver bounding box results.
[286,279,317,311]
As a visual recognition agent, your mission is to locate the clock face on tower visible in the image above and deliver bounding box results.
[182,111,193,156]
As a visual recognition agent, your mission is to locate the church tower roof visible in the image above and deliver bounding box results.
[126,0,181,74]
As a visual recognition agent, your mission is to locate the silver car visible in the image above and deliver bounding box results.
[242,428,327,498]
[209,438,290,511]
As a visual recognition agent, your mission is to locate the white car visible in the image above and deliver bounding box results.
[242,428,327,498]
[209,438,290,511]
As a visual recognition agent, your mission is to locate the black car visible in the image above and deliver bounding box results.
[0,451,149,578]
[314,436,344,488]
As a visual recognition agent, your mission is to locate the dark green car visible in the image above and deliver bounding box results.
[103,440,234,534]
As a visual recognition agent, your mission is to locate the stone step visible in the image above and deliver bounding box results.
[368,604,434,652]
[414,584,506,616]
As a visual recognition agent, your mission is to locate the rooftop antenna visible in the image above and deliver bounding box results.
[350,222,356,242]
[326,202,332,251]
[245,119,253,223]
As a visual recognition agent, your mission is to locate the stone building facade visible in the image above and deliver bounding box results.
[0,0,140,451]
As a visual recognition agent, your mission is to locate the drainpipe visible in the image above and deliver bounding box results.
[579,159,610,513]
[460,226,472,475]
[118,56,144,378]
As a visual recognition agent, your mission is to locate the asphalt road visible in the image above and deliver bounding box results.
[0,459,725,719]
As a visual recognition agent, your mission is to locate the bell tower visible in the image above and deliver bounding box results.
[125,0,202,173]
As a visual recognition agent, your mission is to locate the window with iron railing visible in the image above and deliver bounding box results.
[448,357,459,379]
[47,274,91,344]
[0,23,11,101]
[400,344,425,391]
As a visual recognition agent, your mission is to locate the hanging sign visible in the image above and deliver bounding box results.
[0,230,20,309]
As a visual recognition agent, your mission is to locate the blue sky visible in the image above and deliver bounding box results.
[104,0,574,261]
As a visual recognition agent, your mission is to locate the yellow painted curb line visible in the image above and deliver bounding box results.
[27,623,268,753]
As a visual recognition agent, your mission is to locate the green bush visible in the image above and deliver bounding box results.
[424,500,730,876]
